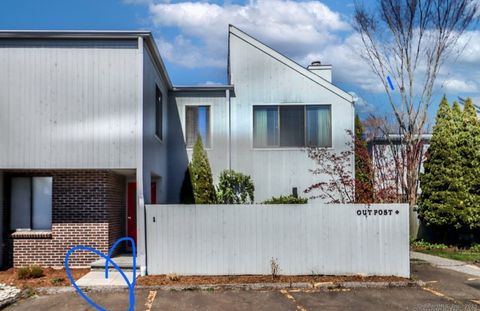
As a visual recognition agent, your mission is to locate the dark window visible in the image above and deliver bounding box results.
[280,106,304,147]
[10,177,52,230]
[186,106,210,148]
[253,105,331,148]
[155,86,163,140]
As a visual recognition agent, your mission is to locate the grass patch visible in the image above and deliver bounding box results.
[416,249,480,262]
[412,240,480,263]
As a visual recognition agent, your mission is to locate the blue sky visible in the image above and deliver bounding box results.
[1,0,479,121]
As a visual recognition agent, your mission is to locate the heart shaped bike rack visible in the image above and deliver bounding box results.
[64,237,137,311]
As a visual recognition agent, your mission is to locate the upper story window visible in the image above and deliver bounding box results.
[253,105,331,148]
[155,86,163,140]
[185,105,211,148]
[10,177,53,231]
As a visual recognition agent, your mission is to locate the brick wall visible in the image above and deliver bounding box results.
[2,170,126,267]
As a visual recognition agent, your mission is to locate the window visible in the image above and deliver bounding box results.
[155,86,163,140]
[10,177,52,230]
[253,105,331,148]
[306,106,332,147]
[280,106,304,147]
[186,106,210,148]
[253,106,278,147]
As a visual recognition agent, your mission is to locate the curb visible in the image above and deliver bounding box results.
[35,280,421,295]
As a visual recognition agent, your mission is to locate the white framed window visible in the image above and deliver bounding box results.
[10,177,52,230]
[253,105,331,148]
[185,105,211,148]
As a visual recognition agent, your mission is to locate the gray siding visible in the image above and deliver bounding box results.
[228,30,354,202]
[0,39,138,169]
[146,203,410,277]
[0,171,3,267]
[142,45,169,203]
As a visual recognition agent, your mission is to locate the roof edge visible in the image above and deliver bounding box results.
[0,30,173,89]
[228,25,354,104]
[173,85,234,92]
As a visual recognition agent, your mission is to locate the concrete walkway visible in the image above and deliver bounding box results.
[75,270,138,286]
[411,251,480,277]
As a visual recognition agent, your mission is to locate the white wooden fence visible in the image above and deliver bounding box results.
[145,203,410,277]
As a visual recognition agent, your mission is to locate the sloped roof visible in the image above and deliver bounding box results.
[228,25,354,104]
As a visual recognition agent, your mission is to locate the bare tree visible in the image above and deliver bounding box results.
[353,0,478,235]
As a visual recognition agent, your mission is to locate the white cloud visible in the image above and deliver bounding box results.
[155,35,224,68]
[137,0,480,100]
[148,0,349,68]
[451,31,480,64]
[441,79,479,93]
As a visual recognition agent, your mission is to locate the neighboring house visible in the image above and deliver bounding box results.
[0,26,355,272]
[369,134,432,196]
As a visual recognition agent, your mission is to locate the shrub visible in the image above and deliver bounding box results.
[50,277,64,285]
[188,135,216,204]
[411,240,448,250]
[216,170,254,204]
[17,266,44,280]
[470,244,480,253]
[263,195,307,204]
[354,115,374,203]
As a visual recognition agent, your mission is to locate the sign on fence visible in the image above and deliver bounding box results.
[146,203,409,277]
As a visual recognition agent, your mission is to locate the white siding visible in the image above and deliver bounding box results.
[228,31,355,202]
[0,39,138,169]
[146,203,410,277]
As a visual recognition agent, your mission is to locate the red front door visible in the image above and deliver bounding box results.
[151,182,157,204]
[127,182,137,244]
[127,182,157,245]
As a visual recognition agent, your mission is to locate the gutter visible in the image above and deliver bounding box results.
[136,36,147,276]
[227,89,232,170]
[172,85,235,92]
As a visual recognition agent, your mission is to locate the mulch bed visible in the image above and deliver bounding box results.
[137,274,406,286]
[0,268,89,289]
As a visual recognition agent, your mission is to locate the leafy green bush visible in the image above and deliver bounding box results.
[470,244,480,253]
[411,240,448,250]
[17,266,44,280]
[216,170,254,204]
[188,136,216,204]
[263,195,307,204]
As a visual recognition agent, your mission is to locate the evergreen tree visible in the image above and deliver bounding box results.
[354,115,374,203]
[458,99,480,228]
[188,135,217,204]
[418,98,464,228]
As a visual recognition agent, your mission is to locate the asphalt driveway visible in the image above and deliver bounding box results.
[5,262,480,311]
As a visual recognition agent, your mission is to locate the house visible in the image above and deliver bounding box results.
[172,26,355,203]
[369,133,431,237]
[0,26,355,273]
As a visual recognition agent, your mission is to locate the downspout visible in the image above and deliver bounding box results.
[351,96,356,197]
[136,36,147,276]
[227,89,231,170]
